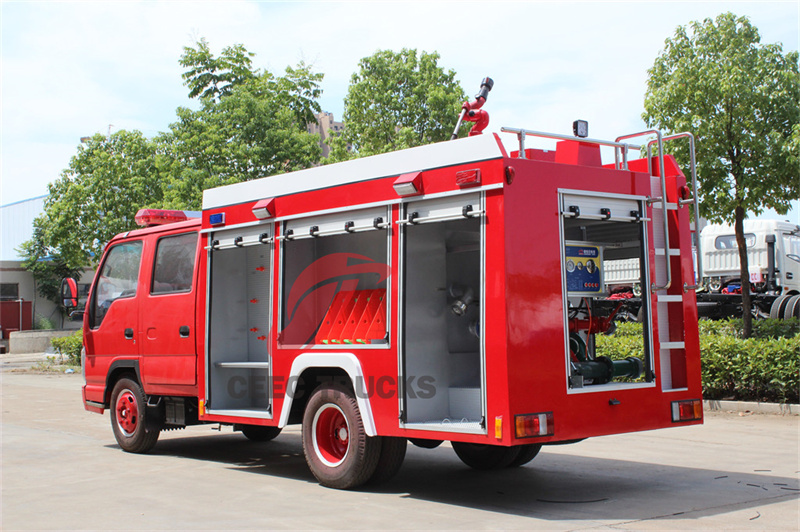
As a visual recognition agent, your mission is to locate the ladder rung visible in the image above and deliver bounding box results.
[660,341,685,350]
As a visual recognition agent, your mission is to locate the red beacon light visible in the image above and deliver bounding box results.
[135,209,189,227]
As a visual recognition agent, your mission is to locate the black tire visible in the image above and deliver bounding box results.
[783,295,800,320]
[507,443,542,467]
[369,437,407,484]
[409,438,443,449]
[110,377,159,453]
[241,425,282,442]
[451,442,521,470]
[302,383,380,489]
[770,294,791,319]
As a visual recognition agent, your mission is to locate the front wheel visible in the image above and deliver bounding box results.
[302,383,380,489]
[452,442,521,470]
[110,377,159,453]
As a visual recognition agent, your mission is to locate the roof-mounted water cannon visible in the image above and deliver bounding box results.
[451,77,494,140]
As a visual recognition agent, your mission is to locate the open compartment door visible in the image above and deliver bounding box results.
[399,193,486,433]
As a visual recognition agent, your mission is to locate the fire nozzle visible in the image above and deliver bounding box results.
[451,77,494,140]
[448,283,475,316]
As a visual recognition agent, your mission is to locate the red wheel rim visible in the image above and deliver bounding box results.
[115,390,139,436]
[312,404,349,467]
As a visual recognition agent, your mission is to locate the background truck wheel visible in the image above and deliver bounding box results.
[451,442,521,470]
[240,425,282,442]
[769,294,791,319]
[302,383,380,489]
[783,295,800,319]
[507,443,542,467]
[369,437,407,484]
[110,377,159,453]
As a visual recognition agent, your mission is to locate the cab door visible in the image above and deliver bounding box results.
[83,240,145,403]
[139,230,200,387]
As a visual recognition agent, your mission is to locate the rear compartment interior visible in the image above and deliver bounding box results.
[402,216,483,426]
[280,230,388,346]
[208,243,272,412]
[560,197,655,390]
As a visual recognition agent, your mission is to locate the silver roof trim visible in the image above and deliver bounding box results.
[202,134,506,210]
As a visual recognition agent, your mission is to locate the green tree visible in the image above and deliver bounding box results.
[329,49,466,160]
[34,130,163,269]
[17,219,83,326]
[161,62,324,210]
[643,12,800,337]
[180,38,255,101]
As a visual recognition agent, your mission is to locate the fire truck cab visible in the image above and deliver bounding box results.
[73,125,703,489]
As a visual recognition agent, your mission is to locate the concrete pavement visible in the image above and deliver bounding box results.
[1,372,798,530]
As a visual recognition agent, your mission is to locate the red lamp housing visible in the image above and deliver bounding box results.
[252,198,276,219]
[393,172,424,197]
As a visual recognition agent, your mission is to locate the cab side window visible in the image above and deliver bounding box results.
[151,232,198,295]
[90,241,143,328]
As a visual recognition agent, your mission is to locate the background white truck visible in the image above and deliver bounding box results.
[604,219,800,320]
[698,219,800,319]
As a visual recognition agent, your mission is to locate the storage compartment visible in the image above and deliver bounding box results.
[560,193,654,390]
[207,224,273,414]
[280,207,390,346]
[401,194,484,429]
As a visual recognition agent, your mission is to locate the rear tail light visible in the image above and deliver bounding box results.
[515,412,554,438]
[671,399,703,422]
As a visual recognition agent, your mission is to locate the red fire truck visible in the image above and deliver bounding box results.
[65,112,703,489]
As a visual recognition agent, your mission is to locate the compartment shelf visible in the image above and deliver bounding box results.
[214,362,271,369]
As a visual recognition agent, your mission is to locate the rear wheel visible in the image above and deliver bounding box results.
[241,425,282,442]
[507,443,542,467]
[110,377,159,453]
[452,442,521,470]
[369,437,407,484]
[302,383,380,489]
[409,438,443,449]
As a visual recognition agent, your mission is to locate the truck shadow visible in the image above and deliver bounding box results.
[129,431,799,522]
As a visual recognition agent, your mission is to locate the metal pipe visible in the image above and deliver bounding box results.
[648,132,702,290]
[450,109,467,141]
[502,127,639,153]
[396,209,485,226]
[766,234,777,292]
[616,130,671,291]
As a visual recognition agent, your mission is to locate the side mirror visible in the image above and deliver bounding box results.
[61,278,79,309]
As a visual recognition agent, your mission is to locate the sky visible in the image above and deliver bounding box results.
[1,0,798,222]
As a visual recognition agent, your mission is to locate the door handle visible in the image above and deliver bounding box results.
[179,326,190,338]
[124,328,134,340]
